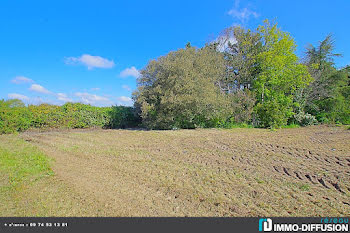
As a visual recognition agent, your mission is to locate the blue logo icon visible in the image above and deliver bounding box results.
[259,218,273,231]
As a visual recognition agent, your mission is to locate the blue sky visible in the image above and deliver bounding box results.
[1,0,349,106]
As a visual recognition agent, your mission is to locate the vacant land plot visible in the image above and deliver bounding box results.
[0,126,349,216]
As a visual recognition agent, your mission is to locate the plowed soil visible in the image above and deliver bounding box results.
[11,126,350,216]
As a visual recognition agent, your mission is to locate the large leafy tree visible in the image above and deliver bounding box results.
[216,26,261,93]
[303,34,349,123]
[253,20,312,128]
[304,35,341,106]
[133,44,229,129]
[207,26,261,125]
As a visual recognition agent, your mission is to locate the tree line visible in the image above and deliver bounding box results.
[133,20,350,129]
[1,20,349,134]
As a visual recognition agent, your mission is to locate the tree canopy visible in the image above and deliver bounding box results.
[133,20,333,129]
[133,45,230,129]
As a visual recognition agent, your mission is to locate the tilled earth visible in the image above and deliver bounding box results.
[20,126,350,216]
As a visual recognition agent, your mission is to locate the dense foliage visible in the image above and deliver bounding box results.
[133,44,230,129]
[0,101,140,134]
[134,20,341,129]
[0,99,32,134]
[302,35,350,124]
[253,21,312,128]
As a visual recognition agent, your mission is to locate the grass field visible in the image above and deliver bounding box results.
[0,126,349,216]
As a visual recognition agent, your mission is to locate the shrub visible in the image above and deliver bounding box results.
[60,103,111,129]
[0,100,140,134]
[293,111,318,126]
[0,99,32,134]
[281,124,300,129]
[107,106,141,129]
[29,104,62,128]
[254,97,294,128]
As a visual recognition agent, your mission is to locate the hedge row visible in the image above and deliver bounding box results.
[0,99,140,134]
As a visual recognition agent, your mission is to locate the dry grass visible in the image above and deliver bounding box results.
[1,125,349,216]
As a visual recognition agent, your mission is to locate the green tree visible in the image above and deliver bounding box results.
[303,34,349,123]
[133,44,229,129]
[216,26,261,93]
[253,20,312,128]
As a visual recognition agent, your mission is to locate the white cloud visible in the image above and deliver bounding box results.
[11,76,34,84]
[75,92,113,106]
[8,93,29,101]
[29,84,51,94]
[117,96,133,106]
[65,54,115,70]
[228,0,259,24]
[122,85,131,91]
[57,93,72,102]
[119,66,140,78]
[91,87,100,91]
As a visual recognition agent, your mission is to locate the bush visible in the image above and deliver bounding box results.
[0,100,32,134]
[0,100,140,134]
[29,104,62,128]
[60,103,111,129]
[293,111,318,126]
[216,117,253,129]
[107,106,141,129]
[254,97,294,128]
[281,124,300,129]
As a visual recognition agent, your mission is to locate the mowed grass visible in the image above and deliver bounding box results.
[0,135,52,214]
[0,135,111,216]
[0,136,53,185]
[1,126,350,216]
